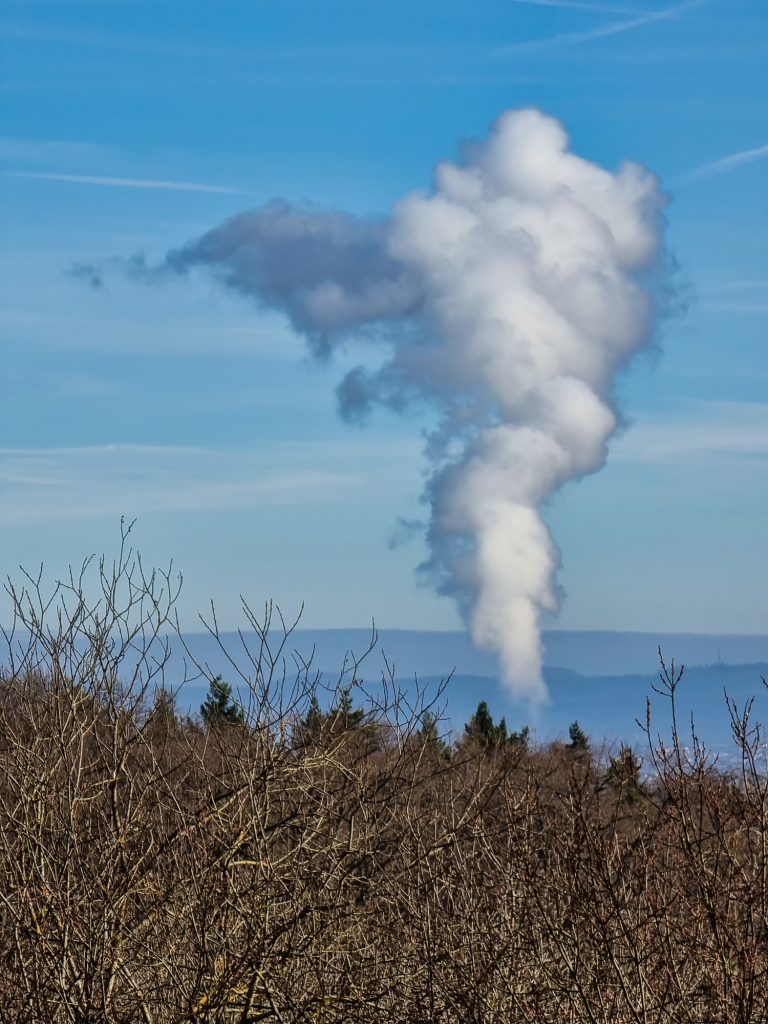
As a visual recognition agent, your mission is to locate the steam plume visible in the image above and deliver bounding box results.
[161,109,667,701]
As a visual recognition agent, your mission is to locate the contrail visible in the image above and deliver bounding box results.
[493,0,709,54]
[6,170,246,194]
[681,144,768,182]
[504,1,650,13]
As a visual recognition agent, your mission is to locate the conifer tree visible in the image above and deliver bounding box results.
[200,675,245,728]
[419,710,450,758]
[607,743,642,796]
[150,686,177,733]
[465,701,509,749]
[303,693,324,735]
[568,720,589,751]
[509,724,530,749]
[328,685,365,731]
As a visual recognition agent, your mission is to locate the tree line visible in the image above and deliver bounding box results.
[200,673,589,759]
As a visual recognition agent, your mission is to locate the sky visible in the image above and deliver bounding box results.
[1,0,766,651]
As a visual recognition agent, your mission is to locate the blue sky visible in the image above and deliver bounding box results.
[1,0,766,638]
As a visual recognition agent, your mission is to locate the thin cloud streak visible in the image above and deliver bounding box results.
[702,277,768,293]
[494,0,708,55]
[613,401,768,464]
[5,170,247,195]
[701,301,768,314]
[0,309,307,359]
[0,444,369,525]
[682,144,768,182]
[0,136,112,164]
[506,0,649,12]
[1,21,236,58]
[2,22,474,64]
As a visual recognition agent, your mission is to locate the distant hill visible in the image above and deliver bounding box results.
[177,626,768,679]
[402,662,768,754]
[170,628,768,752]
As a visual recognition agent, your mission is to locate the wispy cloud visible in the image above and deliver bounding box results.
[5,170,247,195]
[0,136,112,166]
[703,277,768,293]
[613,401,768,465]
[0,309,306,359]
[0,440,423,525]
[505,0,649,12]
[695,276,768,314]
[1,22,463,64]
[681,144,768,182]
[0,445,362,525]
[1,21,230,58]
[494,0,708,55]
[700,301,768,315]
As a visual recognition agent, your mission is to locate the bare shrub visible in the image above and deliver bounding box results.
[0,533,765,1022]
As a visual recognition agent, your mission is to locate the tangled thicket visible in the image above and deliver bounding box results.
[1,538,766,1023]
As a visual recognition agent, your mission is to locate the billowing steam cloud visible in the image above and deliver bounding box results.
[160,109,667,701]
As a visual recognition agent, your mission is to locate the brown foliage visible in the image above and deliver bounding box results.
[1,535,766,1022]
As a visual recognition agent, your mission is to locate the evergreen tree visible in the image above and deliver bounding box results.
[568,720,589,751]
[607,743,642,796]
[419,710,450,759]
[327,685,365,731]
[200,675,245,729]
[465,700,492,746]
[302,694,324,735]
[150,686,177,732]
[465,701,508,749]
[509,724,530,749]
[497,716,508,744]
[420,709,439,744]
[292,693,330,748]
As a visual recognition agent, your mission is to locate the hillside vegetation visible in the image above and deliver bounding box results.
[1,537,766,1023]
